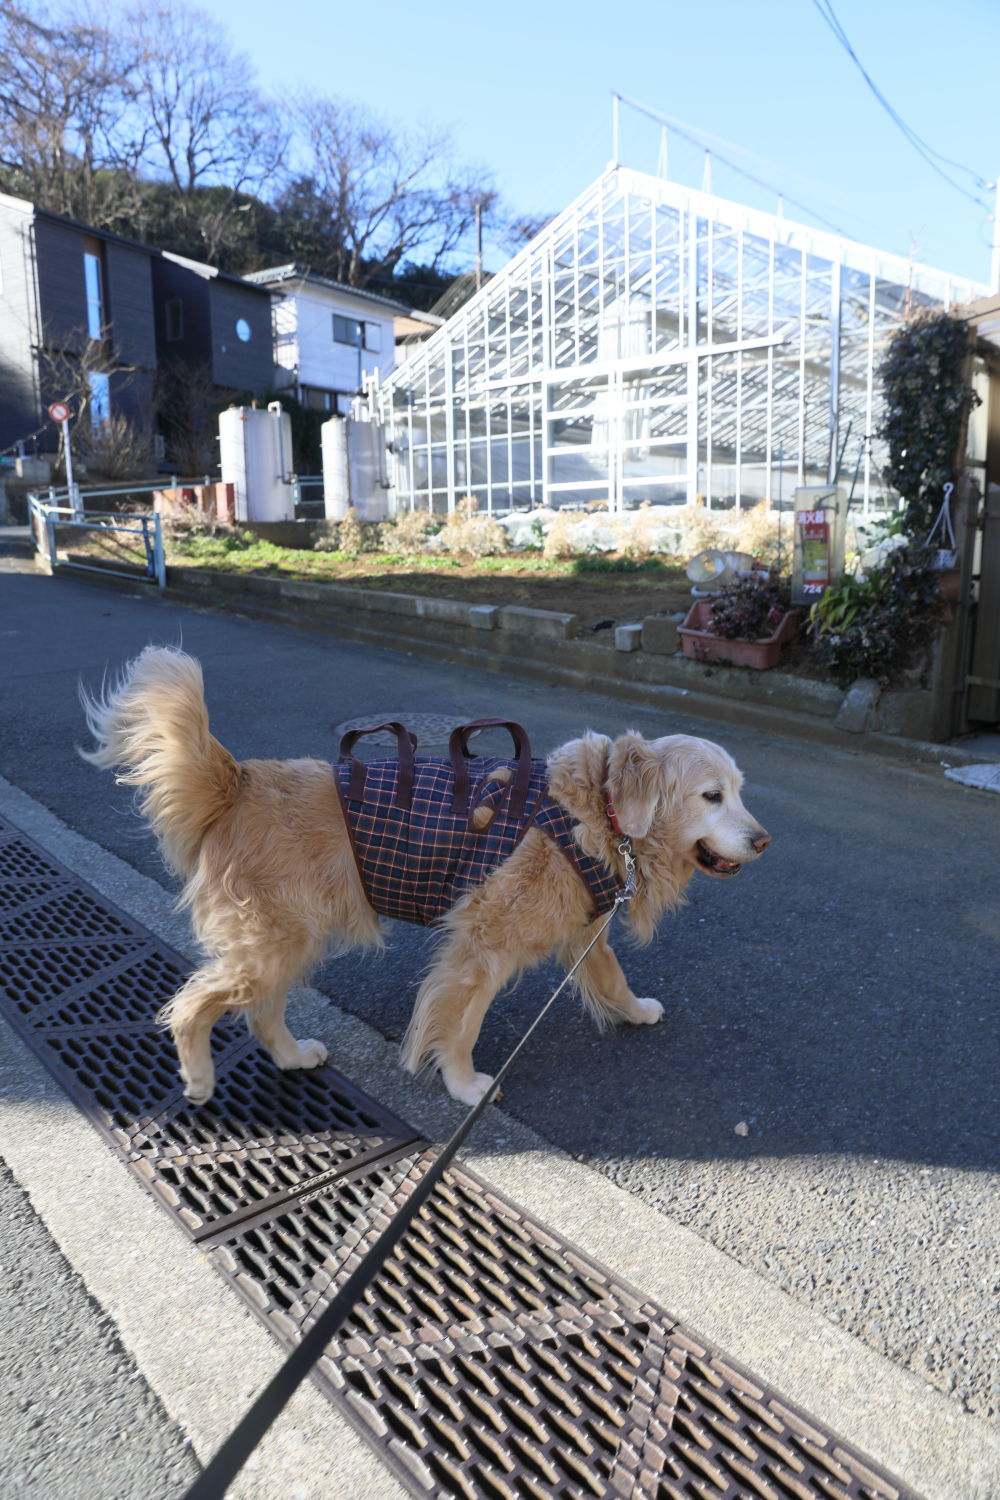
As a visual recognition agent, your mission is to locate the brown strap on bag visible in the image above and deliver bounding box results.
[448,719,533,826]
[337,722,417,809]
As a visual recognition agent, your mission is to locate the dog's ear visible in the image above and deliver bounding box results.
[607,733,671,839]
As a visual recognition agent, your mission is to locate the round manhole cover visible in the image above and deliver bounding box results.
[334,713,471,748]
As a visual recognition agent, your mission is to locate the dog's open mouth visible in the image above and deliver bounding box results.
[696,841,742,878]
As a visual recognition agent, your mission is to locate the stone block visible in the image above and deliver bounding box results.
[497,606,578,639]
[642,614,683,655]
[14,457,51,484]
[834,678,881,733]
[615,623,643,652]
[353,588,418,617]
[415,597,497,629]
[280,580,325,604]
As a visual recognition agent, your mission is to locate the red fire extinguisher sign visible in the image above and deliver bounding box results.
[796,509,831,595]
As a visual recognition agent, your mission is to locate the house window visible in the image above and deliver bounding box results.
[165,298,183,341]
[332,314,362,347]
[302,385,337,412]
[83,238,104,339]
[363,321,382,353]
[88,370,110,428]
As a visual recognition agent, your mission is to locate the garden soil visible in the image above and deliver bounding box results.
[298,563,696,631]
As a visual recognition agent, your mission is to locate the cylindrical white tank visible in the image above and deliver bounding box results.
[321,416,350,520]
[348,416,389,522]
[219,405,295,522]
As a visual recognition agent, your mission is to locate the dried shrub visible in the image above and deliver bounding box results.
[440,496,508,558]
[381,507,435,553]
[75,413,156,482]
[336,508,366,556]
[541,508,575,559]
[733,502,785,569]
[670,500,732,557]
[621,503,659,559]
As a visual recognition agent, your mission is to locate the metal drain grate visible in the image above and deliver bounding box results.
[0,817,914,1500]
[0,824,423,1240]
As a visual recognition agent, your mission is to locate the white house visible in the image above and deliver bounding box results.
[243,264,440,414]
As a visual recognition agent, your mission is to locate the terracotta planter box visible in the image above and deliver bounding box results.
[679,599,800,669]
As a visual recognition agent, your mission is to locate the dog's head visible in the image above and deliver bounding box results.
[607,732,769,878]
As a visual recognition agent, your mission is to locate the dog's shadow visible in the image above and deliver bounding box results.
[314,859,997,1177]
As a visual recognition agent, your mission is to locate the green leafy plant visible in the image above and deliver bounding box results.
[809,551,944,688]
[707,575,792,641]
[572,555,668,576]
[804,311,976,690]
[880,311,978,539]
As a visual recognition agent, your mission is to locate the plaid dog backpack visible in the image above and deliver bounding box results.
[333,718,622,927]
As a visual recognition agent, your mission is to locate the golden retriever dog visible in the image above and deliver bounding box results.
[81,646,769,1107]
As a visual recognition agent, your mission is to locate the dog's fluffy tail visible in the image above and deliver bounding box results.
[80,646,241,879]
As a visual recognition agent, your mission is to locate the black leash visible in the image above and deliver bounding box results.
[181,846,636,1500]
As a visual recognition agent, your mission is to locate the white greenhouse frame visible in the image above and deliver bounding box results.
[366,166,985,518]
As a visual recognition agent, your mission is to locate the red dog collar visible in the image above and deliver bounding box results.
[606,792,625,837]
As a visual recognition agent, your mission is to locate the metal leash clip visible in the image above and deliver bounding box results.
[616,836,638,904]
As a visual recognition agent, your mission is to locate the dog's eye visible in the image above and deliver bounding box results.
[702,790,723,803]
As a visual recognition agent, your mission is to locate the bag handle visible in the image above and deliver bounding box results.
[448,719,533,825]
[338,722,417,810]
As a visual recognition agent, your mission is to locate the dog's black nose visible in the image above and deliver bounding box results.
[750,829,771,853]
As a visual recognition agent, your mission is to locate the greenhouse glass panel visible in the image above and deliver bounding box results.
[371,165,985,517]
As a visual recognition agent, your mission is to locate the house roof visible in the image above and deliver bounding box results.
[243,263,442,328]
[0,191,273,297]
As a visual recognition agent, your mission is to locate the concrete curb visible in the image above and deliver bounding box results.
[5,522,994,770]
[158,564,998,771]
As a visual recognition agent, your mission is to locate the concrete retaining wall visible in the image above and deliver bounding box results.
[164,565,950,745]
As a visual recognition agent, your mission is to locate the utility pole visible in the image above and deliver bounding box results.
[475,200,483,291]
[992,177,1000,295]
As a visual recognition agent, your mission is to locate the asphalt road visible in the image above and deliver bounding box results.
[0,1162,201,1499]
[1,543,998,1493]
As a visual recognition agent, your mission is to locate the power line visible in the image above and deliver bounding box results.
[614,92,849,237]
[809,0,989,211]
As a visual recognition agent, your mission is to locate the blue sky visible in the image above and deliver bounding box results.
[201,0,998,286]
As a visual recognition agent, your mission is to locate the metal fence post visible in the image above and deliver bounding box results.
[45,508,58,571]
[152,513,166,589]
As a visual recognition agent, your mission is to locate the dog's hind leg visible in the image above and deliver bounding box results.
[560,925,663,1028]
[163,947,328,1104]
[163,961,245,1105]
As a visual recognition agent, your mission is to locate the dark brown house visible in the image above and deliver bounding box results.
[0,191,274,460]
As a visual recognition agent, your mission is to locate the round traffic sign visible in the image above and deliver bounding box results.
[48,401,70,423]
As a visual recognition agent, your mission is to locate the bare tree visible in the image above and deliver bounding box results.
[504,212,555,250]
[288,95,498,286]
[0,2,146,228]
[38,335,154,481]
[127,3,286,264]
[154,358,227,477]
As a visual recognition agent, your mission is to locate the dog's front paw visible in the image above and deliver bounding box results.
[631,997,664,1025]
[278,1038,329,1072]
[182,1071,215,1106]
[445,1070,500,1108]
